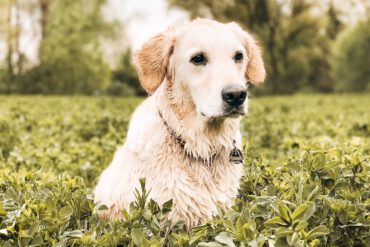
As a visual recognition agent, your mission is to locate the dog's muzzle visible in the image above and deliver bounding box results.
[221,84,247,117]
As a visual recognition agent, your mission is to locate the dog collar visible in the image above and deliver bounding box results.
[158,110,244,165]
[230,140,244,164]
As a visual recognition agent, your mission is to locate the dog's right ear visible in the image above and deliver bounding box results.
[135,28,175,93]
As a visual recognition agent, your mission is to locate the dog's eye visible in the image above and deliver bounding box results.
[190,53,207,65]
[233,52,243,62]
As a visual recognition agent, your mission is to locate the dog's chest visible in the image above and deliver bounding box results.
[133,111,244,226]
[143,147,244,226]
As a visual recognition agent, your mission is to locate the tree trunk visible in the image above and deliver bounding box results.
[267,19,279,94]
[6,0,14,93]
[38,0,50,58]
[14,0,22,75]
[40,0,49,40]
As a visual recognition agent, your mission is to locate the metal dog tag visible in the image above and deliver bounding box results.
[230,141,244,164]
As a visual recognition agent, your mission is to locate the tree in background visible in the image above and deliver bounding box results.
[107,48,144,96]
[0,0,36,92]
[330,20,370,92]
[170,0,343,94]
[14,0,118,94]
[0,0,16,93]
[1,0,367,95]
[0,0,132,95]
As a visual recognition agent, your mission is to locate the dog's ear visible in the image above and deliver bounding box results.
[229,23,266,84]
[135,28,175,93]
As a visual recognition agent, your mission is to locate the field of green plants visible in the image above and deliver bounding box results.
[0,94,369,246]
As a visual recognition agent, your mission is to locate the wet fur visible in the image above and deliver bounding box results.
[94,19,265,228]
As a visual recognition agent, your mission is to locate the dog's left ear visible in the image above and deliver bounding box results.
[135,28,175,93]
[229,23,266,84]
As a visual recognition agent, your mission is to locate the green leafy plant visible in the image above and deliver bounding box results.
[0,94,369,246]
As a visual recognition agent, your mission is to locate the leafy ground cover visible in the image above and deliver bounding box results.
[0,94,369,246]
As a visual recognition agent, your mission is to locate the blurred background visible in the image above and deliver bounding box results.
[0,0,369,96]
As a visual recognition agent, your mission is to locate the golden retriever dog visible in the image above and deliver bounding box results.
[94,18,265,228]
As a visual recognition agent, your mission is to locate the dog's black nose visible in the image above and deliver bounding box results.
[222,85,247,107]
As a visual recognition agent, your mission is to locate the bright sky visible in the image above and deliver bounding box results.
[101,0,188,65]
[107,0,188,50]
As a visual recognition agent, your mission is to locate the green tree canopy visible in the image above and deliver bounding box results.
[107,49,144,96]
[18,0,118,94]
[330,21,370,92]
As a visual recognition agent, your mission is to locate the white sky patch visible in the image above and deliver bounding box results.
[106,0,188,51]
[102,0,188,65]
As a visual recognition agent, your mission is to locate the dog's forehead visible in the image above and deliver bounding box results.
[176,21,243,52]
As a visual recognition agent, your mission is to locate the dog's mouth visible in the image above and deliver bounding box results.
[201,107,245,119]
[223,107,245,118]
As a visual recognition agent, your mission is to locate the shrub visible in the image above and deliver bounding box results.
[330,21,370,92]
[0,117,18,159]
[0,95,369,246]
[17,53,110,95]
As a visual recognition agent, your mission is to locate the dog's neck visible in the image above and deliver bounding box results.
[154,81,240,163]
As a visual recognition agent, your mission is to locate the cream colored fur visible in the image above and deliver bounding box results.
[94,19,265,228]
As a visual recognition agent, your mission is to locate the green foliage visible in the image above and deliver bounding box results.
[0,116,18,159]
[0,69,7,92]
[17,0,117,94]
[108,49,144,96]
[330,21,370,92]
[0,94,369,246]
[17,54,110,95]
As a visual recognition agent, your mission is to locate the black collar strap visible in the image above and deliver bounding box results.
[158,110,186,148]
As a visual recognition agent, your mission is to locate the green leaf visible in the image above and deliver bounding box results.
[198,242,224,247]
[65,230,83,238]
[305,225,330,240]
[278,202,291,223]
[97,204,109,211]
[58,206,73,219]
[29,236,44,246]
[294,221,308,232]
[236,209,250,230]
[161,199,173,214]
[0,202,6,216]
[292,202,315,221]
[254,196,277,205]
[172,232,190,245]
[287,232,300,246]
[291,203,309,221]
[265,217,289,228]
[243,221,256,239]
[27,222,39,237]
[223,219,235,232]
[215,232,235,247]
[131,228,150,247]
[276,227,294,237]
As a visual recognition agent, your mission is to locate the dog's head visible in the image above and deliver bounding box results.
[135,19,265,119]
